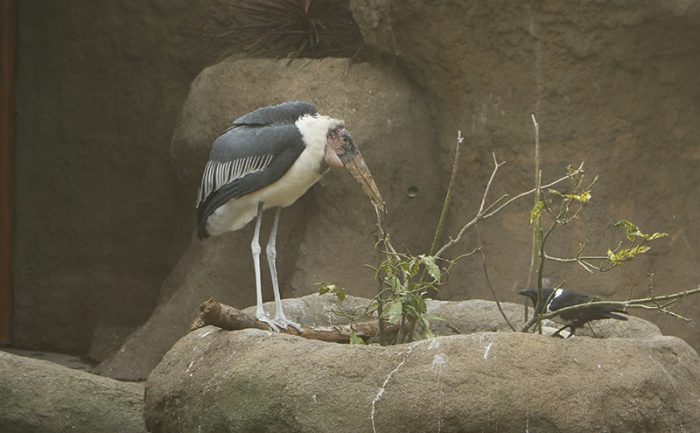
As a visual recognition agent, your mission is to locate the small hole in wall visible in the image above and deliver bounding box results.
[407,186,418,198]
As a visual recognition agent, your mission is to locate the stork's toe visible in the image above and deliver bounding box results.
[274,316,304,334]
[255,314,280,332]
[254,313,304,333]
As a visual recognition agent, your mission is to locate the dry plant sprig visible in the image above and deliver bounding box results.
[544,236,608,274]
[433,155,585,259]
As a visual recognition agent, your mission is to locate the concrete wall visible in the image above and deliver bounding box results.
[13,0,242,356]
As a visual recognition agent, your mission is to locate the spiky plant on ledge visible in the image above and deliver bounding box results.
[229,0,364,58]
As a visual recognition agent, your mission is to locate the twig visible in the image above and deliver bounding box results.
[429,130,464,256]
[478,247,517,331]
[373,204,393,345]
[481,162,585,219]
[526,113,541,290]
[434,153,506,258]
[533,216,556,333]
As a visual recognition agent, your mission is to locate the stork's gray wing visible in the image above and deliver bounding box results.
[232,101,317,127]
[196,123,306,239]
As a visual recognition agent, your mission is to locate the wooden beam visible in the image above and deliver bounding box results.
[0,0,16,344]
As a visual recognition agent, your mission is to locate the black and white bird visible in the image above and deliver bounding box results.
[519,287,628,337]
[196,101,384,332]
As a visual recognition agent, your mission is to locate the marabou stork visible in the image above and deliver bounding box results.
[519,287,628,337]
[196,101,384,332]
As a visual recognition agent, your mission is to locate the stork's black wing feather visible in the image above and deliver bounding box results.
[196,143,304,239]
[196,123,306,239]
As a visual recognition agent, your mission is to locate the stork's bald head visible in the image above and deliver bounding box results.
[324,124,384,211]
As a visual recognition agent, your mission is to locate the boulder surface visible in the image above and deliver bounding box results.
[145,294,700,433]
[0,351,146,433]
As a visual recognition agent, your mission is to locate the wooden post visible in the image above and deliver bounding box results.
[0,0,16,344]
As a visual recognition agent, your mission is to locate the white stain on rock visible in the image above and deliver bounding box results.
[370,344,417,433]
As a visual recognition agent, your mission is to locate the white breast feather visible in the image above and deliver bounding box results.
[205,114,343,235]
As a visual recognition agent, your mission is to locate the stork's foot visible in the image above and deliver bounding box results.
[274,316,304,334]
[255,313,304,333]
[255,313,281,332]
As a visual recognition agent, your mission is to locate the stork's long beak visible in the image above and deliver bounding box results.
[344,151,385,212]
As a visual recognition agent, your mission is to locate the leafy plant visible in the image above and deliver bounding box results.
[375,252,445,343]
[319,251,446,345]
[319,131,590,345]
[522,122,671,333]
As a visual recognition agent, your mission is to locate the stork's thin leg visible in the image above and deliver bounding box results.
[252,202,278,332]
[266,207,303,333]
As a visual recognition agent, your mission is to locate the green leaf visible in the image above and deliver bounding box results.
[418,315,434,338]
[382,299,403,325]
[349,329,365,345]
[646,232,669,241]
[607,245,651,266]
[385,275,401,291]
[530,200,545,224]
[562,191,591,203]
[614,220,668,242]
[317,284,346,302]
[404,304,419,320]
[420,255,441,282]
[607,249,616,261]
[412,293,427,314]
[318,284,333,296]
[547,189,591,204]
[614,220,642,241]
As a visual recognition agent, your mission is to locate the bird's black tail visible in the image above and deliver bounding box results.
[603,310,628,321]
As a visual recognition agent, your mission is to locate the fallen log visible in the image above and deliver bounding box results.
[191,297,393,343]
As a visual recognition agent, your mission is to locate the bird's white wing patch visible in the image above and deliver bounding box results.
[197,154,274,204]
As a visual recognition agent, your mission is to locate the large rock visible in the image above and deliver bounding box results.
[0,351,146,433]
[96,57,439,380]
[350,0,700,349]
[145,296,700,433]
